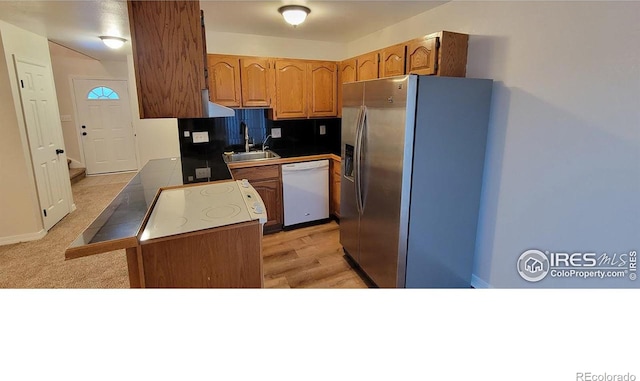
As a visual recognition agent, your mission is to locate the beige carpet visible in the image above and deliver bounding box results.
[0,173,136,288]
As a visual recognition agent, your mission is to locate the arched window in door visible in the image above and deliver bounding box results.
[87,86,120,100]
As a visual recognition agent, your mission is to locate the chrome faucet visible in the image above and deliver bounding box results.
[262,135,272,151]
[241,122,250,152]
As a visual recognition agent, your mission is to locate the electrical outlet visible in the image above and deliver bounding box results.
[272,128,282,138]
[195,167,211,179]
[319,125,326,135]
[192,131,209,143]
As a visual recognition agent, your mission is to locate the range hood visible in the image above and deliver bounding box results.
[201,89,235,117]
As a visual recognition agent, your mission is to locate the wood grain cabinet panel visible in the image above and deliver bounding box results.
[140,222,263,288]
[340,59,357,84]
[308,61,338,118]
[128,0,206,118]
[356,51,380,81]
[436,31,469,77]
[274,60,307,119]
[208,55,242,107]
[380,44,406,78]
[231,165,282,233]
[241,57,273,107]
[406,36,439,76]
[330,158,341,218]
[251,179,282,232]
[338,59,356,118]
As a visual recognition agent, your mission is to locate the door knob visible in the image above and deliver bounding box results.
[81,125,86,129]
[56,149,64,155]
[82,132,87,136]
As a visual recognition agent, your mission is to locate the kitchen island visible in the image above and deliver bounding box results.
[65,151,340,288]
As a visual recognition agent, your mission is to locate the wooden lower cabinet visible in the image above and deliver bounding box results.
[131,221,263,288]
[230,165,283,233]
[330,158,341,218]
[250,178,282,232]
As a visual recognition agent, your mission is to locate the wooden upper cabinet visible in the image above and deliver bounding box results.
[208,55,241,107]
[356,52,379,81]
[308,62,337,118]
[337,59,356,118]
[274,60,307,119]
[406,36,439,76]
[436,31,469,77]
[128,0,205,118]
[240,57,273,107]
[380,44,406,78]
[339,59,357,84]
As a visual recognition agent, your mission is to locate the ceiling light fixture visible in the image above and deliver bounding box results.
[278,5,311,27]
[100,36,127,49]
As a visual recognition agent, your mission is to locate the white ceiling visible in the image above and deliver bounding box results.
[0,1,446,61]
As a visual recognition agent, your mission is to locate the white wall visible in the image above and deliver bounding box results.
[206,31,347,60]
[0,20,69,242]
[48,42,129,166]
[126,54,180,168]
[349,1,640,288]
[48,44,180,170]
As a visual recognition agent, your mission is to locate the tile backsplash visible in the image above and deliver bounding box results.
[178,109,341,158]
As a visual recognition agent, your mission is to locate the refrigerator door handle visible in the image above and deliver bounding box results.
[358,106,368,214]
[354,105,362,214]
[354,105,367,215]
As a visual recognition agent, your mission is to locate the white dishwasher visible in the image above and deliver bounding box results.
[282,160,329,227]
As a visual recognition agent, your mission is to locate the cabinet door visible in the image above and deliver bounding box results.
[274,60,307,119]
[128,0,205,118]
[230,165,282,233]
[380,44,406,78]
[208,55,242,107]
[356,52,379,81]
[337,59,356,118]
[308,61,338,118]
[241,57,273,107]
[406,36,439,75]
[251,179,282,231]
[340,59,357,84]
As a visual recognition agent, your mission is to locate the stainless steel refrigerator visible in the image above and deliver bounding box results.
[340,75,493,288]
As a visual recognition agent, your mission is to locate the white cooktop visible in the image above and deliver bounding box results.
[141,180,266,241]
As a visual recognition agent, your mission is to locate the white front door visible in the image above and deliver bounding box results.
[15,58,71,231]
[72,79,137,175]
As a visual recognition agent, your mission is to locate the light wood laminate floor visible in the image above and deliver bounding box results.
[262,221,370,288]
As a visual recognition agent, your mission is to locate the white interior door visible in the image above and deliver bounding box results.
[15,58,71,231]
[72,79,137,174]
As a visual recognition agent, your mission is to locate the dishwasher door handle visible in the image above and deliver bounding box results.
[282,166,326,173]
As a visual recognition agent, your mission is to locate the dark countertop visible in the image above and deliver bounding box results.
[66,157,233,258]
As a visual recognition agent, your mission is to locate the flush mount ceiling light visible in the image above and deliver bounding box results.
[100,36,127,49]
[278,5,311,27]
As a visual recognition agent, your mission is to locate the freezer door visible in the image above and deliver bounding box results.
[339,82,364,262]
[358,76,416,288]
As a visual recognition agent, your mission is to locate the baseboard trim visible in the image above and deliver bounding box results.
[471,274,492,289]
[0,229,46,246]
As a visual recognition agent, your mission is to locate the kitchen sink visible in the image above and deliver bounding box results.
[223,150,281,163]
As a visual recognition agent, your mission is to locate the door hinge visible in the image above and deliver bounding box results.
[435,37,441,49]
[43,209,47,217]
